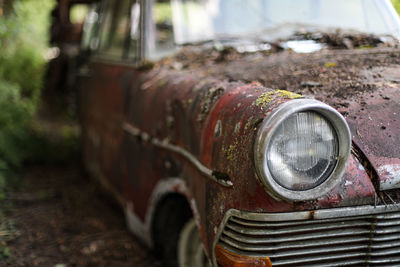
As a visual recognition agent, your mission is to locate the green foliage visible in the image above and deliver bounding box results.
[0,219,18,262]
[0,0,54,101]
[0,246,12,260]
[70,4,90,24]
[0,0,55,197]
[154,2,172,23]
[393,0,400,15]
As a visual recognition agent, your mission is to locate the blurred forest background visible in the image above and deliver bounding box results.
[0,0,80,260]
[0,0,399,263]
[0,0,80,206]
[0,0,55,199]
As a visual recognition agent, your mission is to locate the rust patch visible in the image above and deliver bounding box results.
[308,210,315,220]
[198,85,225,122]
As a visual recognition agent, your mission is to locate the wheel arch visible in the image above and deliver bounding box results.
[147,177,204,265]
[151,192,193,258]
[146,177,201,245]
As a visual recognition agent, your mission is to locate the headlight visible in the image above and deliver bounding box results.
[254,99,351,201]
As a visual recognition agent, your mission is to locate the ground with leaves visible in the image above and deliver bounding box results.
[1,162,161,266]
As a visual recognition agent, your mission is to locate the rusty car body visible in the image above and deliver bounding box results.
[77,0,400,266]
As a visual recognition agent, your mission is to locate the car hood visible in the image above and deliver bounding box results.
[167,47,400,191]
[228,48,400,191]
[339,85,400,191]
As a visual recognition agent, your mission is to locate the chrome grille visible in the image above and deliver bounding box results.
[215,206,400,267]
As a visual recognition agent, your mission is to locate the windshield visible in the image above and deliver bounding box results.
[171,0,400,44]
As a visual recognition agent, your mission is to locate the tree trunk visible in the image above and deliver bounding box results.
[1,0,15,16]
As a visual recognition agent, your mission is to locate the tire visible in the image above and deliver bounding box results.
[178,218,210,267]
[152,195,192,267]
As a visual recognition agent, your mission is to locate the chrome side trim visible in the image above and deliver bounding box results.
[122,122,233,187]
[212,204,400,266]
[227,205,400,221]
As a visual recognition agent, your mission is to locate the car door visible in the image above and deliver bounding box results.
[80,0,141,201]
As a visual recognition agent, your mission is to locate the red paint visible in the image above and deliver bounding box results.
[80,52,400,258]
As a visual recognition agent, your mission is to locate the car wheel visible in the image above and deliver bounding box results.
[178,218,210,267]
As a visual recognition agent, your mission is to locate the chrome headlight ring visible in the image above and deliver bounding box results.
[254,99,351,202]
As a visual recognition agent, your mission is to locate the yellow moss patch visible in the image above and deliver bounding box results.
[244,116,253,131]
[324,62,336,68]
[276,90,302,99]
[223,140,239,162]
[254,90,301,108]
[255,92,274,107]
[226,144,236,161]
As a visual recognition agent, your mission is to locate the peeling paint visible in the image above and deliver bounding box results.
[234,122,241,133]
[378,164,400,190]
[214,120,222,137]
[345,180,353,186]
[358,163,365,171]
[198,85,225,122]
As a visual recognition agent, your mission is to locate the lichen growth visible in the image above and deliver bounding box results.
[324,62,336,68]
[255,91,274,106]
[182,98,193,108]
[226,141,238,161]
[276,90,302,99]
[244,116,253,131]
[254,90,301,108]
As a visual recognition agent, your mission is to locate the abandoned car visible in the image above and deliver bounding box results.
[77,0,400,266]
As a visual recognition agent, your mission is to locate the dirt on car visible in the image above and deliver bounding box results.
[157,33,400,110]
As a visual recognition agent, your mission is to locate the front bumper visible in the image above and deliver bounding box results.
[213,205,400,267]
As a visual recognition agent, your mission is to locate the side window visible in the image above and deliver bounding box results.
[81,3,101,51]
[98,0,136,59]
[128,1,141,60]
[148,0,175,60]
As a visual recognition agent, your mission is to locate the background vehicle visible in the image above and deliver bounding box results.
[78,0,400,266]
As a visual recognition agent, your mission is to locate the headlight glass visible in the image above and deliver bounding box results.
[266,111,338,191]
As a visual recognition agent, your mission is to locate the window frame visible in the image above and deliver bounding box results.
[88,0,145,64]
[142,0,177,61]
